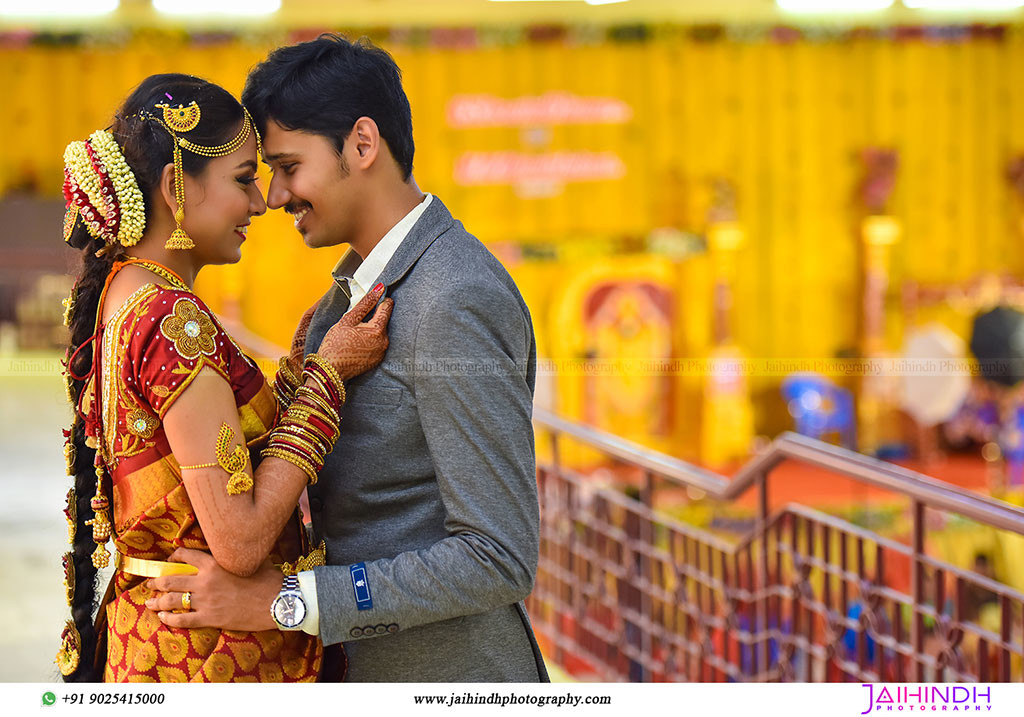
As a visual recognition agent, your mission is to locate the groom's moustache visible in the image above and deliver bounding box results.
[284,202,311,214]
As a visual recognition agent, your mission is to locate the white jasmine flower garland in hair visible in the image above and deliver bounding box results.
[62,129,146,247]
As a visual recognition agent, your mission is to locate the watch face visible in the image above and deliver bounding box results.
[273,592,306,628]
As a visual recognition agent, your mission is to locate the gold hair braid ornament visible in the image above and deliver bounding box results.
[142,105,261,251]
[62,284,78,328]
[63,432,76,475]
[179,422,252,495]
[64,488,76,543]
[55,620,82,677]
[62,552,75,606]
[63,205,78,243]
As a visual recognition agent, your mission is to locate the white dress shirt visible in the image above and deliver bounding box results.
[290,193,432,635]
[331,193,434,308]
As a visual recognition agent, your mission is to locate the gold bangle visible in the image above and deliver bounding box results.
[304,354,345,397]
[293,387,339,423]
[280,405,340,439]
[261,447,318,484]
[272,428,332,461]
[304,370,348,409]
[270,428,323,457]
[281,402,339,432]
[278,355,301,386]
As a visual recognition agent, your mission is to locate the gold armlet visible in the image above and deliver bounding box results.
[179,422,252,495]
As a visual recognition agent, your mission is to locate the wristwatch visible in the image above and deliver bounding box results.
[271,575,307,630]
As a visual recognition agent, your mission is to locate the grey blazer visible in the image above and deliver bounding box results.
[302,197,548,682]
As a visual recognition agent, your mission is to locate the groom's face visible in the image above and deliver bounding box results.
[261,120,358,249]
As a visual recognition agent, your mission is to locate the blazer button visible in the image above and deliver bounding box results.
[349,627,363,638]
[374,624,387,635]
[387,623,399,634]
[310,497,323,512]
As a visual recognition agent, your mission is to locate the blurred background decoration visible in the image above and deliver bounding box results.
[9,0,1024,683]
[9,1,1024,462]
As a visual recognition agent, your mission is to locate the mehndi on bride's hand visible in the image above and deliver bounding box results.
[316,283,394,381]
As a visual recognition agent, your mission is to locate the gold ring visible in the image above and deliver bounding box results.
[181,591,192,611]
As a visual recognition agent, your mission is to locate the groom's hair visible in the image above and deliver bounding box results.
[243,33,414,180]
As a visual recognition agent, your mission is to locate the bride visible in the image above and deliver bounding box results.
[57,73,392,682]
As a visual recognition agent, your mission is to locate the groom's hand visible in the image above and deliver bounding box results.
[146,548,282,632]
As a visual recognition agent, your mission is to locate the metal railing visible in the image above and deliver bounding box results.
[529,408,1024,682]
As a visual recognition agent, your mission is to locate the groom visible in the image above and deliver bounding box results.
[151,34,548,682]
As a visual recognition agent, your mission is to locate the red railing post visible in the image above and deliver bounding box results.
[912,500,926,682]
[530,411,1024,683]
[756,470,770,681]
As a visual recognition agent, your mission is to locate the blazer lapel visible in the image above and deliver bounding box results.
[303,196,455,355]
[376,196,454,288]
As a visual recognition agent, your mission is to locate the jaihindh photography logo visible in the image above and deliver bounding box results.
[860,685,993,713]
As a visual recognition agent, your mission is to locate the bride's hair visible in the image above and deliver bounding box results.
[62,73,243,682]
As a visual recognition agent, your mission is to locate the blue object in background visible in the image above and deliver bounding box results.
[1000,403,1024,487]
[843,602,877,663]
[782,373,857,450]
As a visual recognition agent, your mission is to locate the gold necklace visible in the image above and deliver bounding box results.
[122,258,190,292]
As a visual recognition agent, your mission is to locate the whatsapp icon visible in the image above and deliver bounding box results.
[42,692,56,706]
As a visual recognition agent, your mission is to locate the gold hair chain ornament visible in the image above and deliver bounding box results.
[180,422,253,495]
[165,131,192,250]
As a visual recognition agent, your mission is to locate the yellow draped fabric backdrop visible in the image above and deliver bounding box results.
[5,27,1024,460]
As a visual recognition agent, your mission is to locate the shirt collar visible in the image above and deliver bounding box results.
[331,194,433,294]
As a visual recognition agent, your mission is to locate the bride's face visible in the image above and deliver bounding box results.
[180,131,266,265]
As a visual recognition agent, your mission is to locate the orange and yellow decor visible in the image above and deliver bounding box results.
[546,256,676,459]
[10,25,1024,456]
[701,220,755,467]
